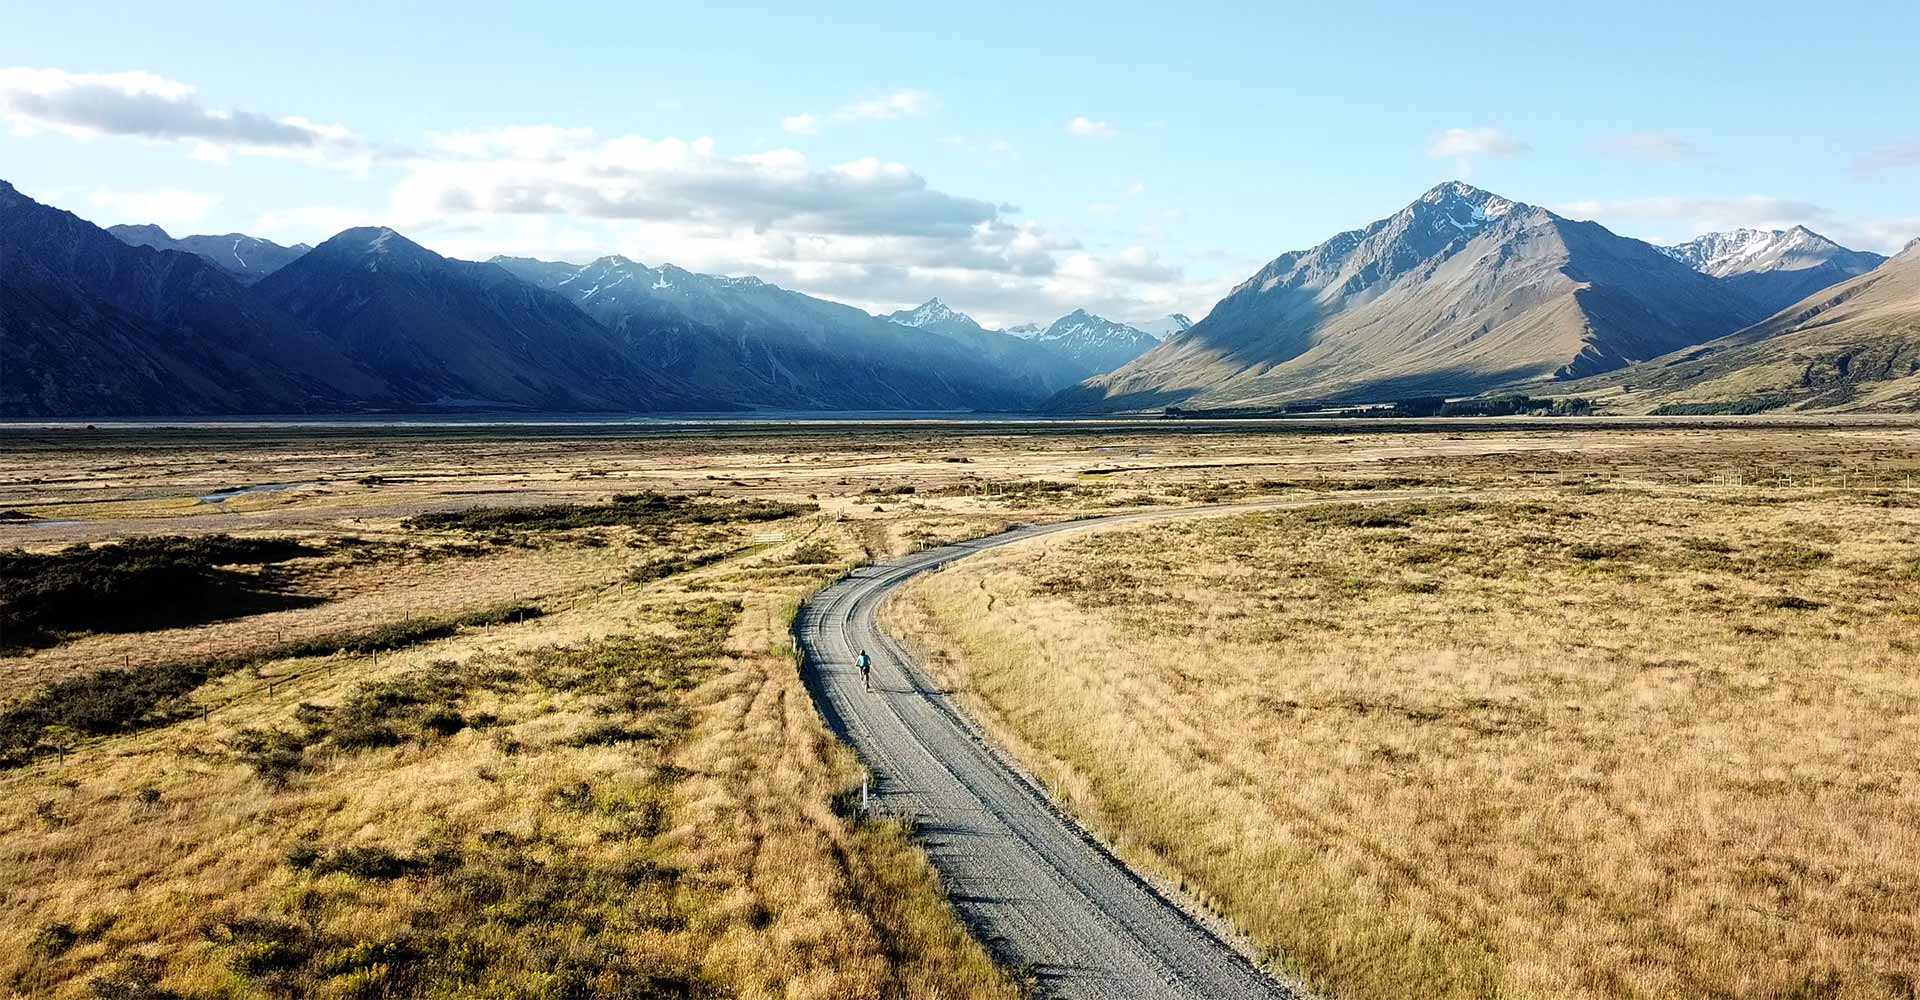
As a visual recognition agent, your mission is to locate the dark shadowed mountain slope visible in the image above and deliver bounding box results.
[1,180,390,417]
[1572,243,1920,413]
[259,232,717,412]
[108,224,310,285]
[1049,182,1766,412]
[1658,226,1885,315]
[496,258,1074,409]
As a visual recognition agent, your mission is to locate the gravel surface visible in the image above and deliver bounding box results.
[796,500,1430,998]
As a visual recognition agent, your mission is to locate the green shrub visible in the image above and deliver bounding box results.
[784,540,838,565]
[0,603,536,771]
[306,846,426,881]
[628,550,732,583]
[32,922,79,956]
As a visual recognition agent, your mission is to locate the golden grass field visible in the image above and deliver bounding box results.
[3,418,1918,998]
[891,480,1920,999]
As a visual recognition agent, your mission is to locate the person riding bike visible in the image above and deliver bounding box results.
[858,650,872,691]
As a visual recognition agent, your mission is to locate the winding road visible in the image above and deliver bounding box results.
[796,498,1429,998]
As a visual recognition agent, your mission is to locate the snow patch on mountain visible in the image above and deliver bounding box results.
[1130,314,1193,340]
[1026,309,1161,373]
[1658,226,1881,277]
[887,298,974,330]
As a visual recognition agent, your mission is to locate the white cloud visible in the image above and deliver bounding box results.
[250,204,385,245]
[1593,132,1698,160]
[396,128,999,240]
[1426,126,1530,159]
[1856,141,1920,173]
[1554,195,1829,233]
[0,66,368,172]
[1552,194,1918,254]
[85,187,218,229]
[1427,127,1530,180]
[780,90,930,137]
[832,89,929,123]
[375,124,1240,327]
[1087,202,1117,217]
[1067,116,1115,139]
[1126,181,1147,197]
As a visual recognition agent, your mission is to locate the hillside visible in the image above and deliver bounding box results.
[495,260,1077,410]
[0,181,390,417]
[1049,182,1766,413]
[1573,245,1920,413]
[107,225,310,285]
[1658,226,1884,315]
[259,233,716,412]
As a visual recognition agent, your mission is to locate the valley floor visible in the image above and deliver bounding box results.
[2,419,1917,998]
[888,464,1920,999]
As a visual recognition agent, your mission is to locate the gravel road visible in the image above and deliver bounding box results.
[795,499,1430,998]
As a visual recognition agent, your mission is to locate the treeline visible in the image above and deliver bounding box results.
[1163,394,1597,419]
[1382,395,1597,417]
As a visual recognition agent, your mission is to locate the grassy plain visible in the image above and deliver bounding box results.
[891,457,1920,999]
[2,417,1917,998]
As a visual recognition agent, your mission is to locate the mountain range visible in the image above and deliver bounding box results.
[495,262,1076,409]
[0,179,1133,416]
[1018,309,1163,374]
[1052,182,1773,412]
[0,180,388,416]
[884,299,1167,378]
[1656,226,1885,315]
[107,224,310,286]
[257,229,712,412]
[3,176,1911,417]
[1569,239,1920,413]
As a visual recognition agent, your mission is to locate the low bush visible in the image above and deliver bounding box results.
[0,534,319,650]
[628,550,732,583]
[0,603,540,770]
[784,540,839,565]
[403,491,811,534]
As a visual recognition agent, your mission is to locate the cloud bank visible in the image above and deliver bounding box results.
[0,67,366,170]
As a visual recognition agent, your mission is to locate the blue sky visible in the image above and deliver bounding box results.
[5,0,1917,325]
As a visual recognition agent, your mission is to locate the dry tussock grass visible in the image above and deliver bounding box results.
[7,424,1920,997]
[2,516,1011,998]
[891,489,1920,1000]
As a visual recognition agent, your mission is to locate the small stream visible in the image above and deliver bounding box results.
[198,481,320,503]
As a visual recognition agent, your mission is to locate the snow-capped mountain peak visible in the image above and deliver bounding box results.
[1657,226,1879,279]
[1418,181,1520,232]
[889,297,970,329]
[1026,309,1161,373]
